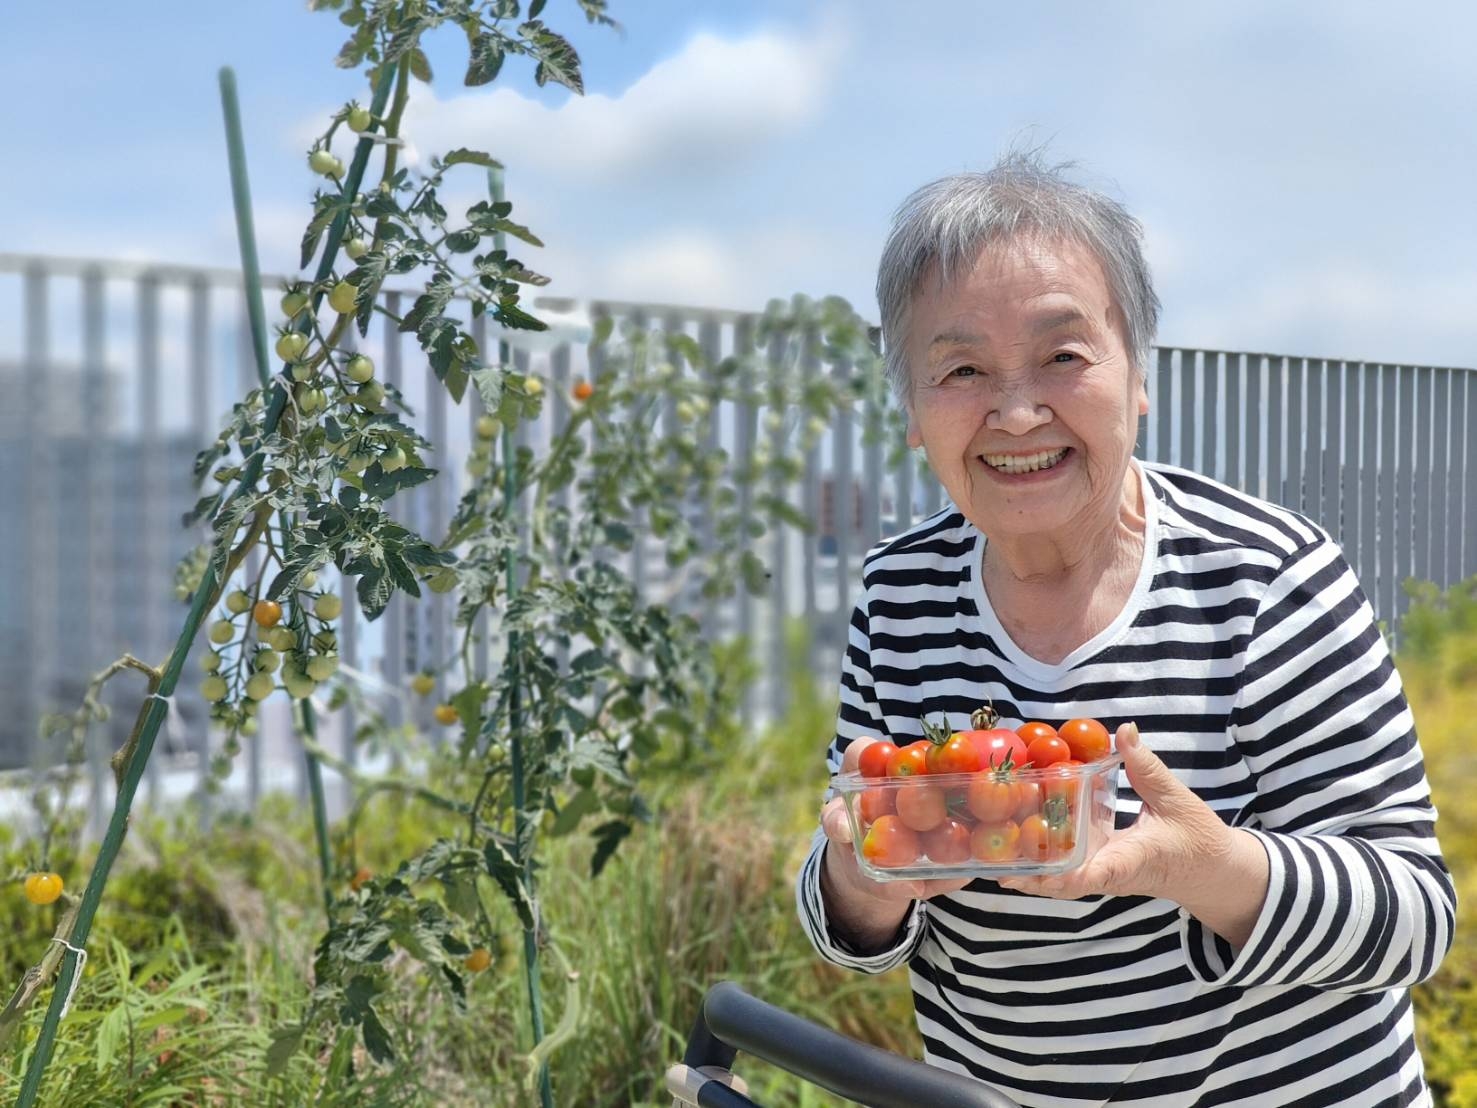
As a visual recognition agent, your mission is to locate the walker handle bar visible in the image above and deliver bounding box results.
[681,981,1020,1108]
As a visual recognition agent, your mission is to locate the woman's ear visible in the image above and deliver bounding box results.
[905,406,922,449]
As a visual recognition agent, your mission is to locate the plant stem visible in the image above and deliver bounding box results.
[491,166,554,1108]
[10,63,400,1108]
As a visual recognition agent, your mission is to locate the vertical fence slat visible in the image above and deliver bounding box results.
[1217,348,1228,484]
[1432,368,1452,588]
[381,292,406,767]
[1285,357,1304,514]
[1395,365,1416,631]
[1247,353,1264,499]
[81,268,110,837]
[237,306,262,810]
[1360,364,1378,600]
[801,324,821,637]
[138,275,164,804]
[765,327,790,722]
[1378,364,1397,641]
[1340,362,1361,577]
[1466,370,1477,580]
[832,356,855,657]
[1445,369,1464,587]
[1323,361,1344,546]
[1413,367,1432,586]
[862,369,883,555]
[732,315,758,719]
[470,310,492,683]
[22,267,52,776]
[1180,349,1198,471]
[549,339,573,678]
[1305,359,1324,523]
[189,278,214,818]
[1267,356,1285,507]
[1154,347,1173,466]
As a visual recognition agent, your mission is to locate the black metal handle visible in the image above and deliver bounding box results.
[681,981,1020,1108]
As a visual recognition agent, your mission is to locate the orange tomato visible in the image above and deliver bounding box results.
[1060,718,1112,762]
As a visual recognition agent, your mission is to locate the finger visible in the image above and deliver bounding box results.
[1117,723,1195,815]
[839,735,877,775]
[821,797,853,844]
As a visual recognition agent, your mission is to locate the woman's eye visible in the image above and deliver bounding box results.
[1051,351,1079,364]
[949,365,977,379]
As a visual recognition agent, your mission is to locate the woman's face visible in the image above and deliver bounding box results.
[903,236,1149,545]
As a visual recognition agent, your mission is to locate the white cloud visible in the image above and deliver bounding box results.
[345,23,846,178]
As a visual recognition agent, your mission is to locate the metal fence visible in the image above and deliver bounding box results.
[1,252,1473,826]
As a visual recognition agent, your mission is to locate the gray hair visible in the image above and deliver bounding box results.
[876,150,1161,404]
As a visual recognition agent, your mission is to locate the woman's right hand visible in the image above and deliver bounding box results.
[818,736,973,953]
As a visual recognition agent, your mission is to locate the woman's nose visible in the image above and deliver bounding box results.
[986,388,1051,434]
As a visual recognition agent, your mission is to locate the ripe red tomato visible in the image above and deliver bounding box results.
[896,780,947,832]
[966,774,1019,823]
[1017,721,1059,746]
[1060,718,1112,763]
[858,786,895,825]
[862,815,920,868]
[971,821,1021,862]
[921,818,972,864]
[1018,814,1051,861]
[1043,759,1084,807]
[1025,734,1072,769]
[925,733,981,776]
[857,740,897,780]
[1012,781,1042,823]
[887,741,931,778]
[968,728,1028,771]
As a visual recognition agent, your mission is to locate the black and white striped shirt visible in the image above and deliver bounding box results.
[796,460,1454,1107]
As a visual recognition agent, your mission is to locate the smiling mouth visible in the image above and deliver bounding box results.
[980,447,1070,475]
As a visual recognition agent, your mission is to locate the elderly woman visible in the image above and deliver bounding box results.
[796,152,1455,1107]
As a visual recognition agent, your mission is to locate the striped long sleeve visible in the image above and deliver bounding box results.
[1182,534,1455,993]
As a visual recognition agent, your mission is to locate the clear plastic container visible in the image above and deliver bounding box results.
[832,755,1123,881]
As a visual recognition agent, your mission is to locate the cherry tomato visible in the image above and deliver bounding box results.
[411,672,436,697]
[1017,721,1059,746]
[921,818,972,864]
[966,774,1019,823]
[886,741,931,778]
[23,872,64,905]
[861,815,920,868]
[925,732,981,776]
[1018,815,1051,860]
[858,740,897,780]
[349,867,372,891]
[572,380,594,402]
[896,780,946,832]
[347,106,373,133]
[971,821,1021,862]
[1043,759,1084,807]
[464,947,492,973]
[858,786,894,825]
[1060,718,1112,763]
[1025,733,1072,769]
[1012,781,1042,823]
[328,280,359,314]
[252,600,283,629]
[346,354,375,383]
[433,703,459,725]
[969,728,1028,771]
[314,593,343,620]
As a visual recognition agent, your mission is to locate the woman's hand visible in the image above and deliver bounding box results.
[818,736,972,953]
[999,723,1270,948]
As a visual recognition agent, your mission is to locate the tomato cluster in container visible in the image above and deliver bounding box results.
[833,706,1124,880]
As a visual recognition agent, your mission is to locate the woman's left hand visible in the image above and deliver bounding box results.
[1000,723,1269,946]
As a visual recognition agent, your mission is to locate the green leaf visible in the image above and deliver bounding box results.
[444,228,481,253]
[483,838,536,931]
[266,1024,305,1077]
[550,788,599,836]
[357,569,392,620]
[521,24,584,94]
[385,553,422,599]
[399,274,456,334]
[443,147,505,170]
[740,550,770,596]
[465,34,506,86]
[493,297,548,332]
[409,47,433,82]
[361,1007,395,1063]
[567,738,630,786]
[590,819,631,878]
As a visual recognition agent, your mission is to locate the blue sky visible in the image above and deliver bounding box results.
[5,0,1475,368]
